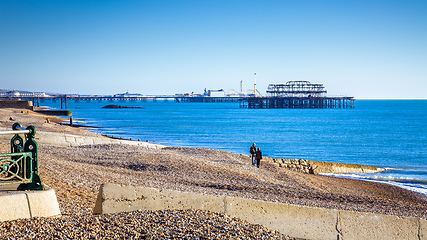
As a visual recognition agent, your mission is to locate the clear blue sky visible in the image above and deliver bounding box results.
[1,0,426,99]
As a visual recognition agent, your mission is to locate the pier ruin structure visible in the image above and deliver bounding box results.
[241,81,355,109]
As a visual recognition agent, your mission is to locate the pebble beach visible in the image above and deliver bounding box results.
[0,108,426,239]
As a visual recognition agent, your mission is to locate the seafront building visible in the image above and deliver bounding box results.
[0,90,48,98]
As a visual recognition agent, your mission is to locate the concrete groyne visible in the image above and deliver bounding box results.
[268,157,385,174]
[94,183,426,240]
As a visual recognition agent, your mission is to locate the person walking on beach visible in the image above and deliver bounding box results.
[255,148,262,168]
[250,143,256,166]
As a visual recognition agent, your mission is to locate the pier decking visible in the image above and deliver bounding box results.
[240,96,355,109]
[0,95,243,108]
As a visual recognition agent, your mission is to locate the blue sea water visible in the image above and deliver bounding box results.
[42,99,427,195]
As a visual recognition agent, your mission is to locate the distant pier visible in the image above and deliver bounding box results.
[240,81,355,109]
[1,81,355,109]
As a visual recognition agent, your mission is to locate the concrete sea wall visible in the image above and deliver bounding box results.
[33,132,165,148]
[94,183,427,240]
[0,128,165,149]
[0,100,33,110]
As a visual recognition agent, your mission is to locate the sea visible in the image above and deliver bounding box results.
[41,99,427,196]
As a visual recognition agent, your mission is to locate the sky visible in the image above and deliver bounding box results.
[1,0,426,99]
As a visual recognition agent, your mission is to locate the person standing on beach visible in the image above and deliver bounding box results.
[255,148,262,168]
[250,143,256,166]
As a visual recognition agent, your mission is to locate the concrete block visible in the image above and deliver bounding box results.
[154,188,225,213]
[337,210,419,240]
[225,197,338,240]
[94,184,160,214]
[93,183,225,215]
[420,218,427,240]
[0,192,31,221]
[37,132,68,147]
[73,136,88,146]
[25,187,61,218]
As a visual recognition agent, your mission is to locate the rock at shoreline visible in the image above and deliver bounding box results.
[271,158,385,174]
[102,105,144,109]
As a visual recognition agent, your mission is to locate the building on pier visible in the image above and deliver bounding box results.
[266,81,327,98]
[240,81,355,109]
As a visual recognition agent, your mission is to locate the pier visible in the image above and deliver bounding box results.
[240,81,355,109]
[0,95,243,108]
[1,81,355,109]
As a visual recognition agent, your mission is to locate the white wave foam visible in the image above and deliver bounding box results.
[321,173,427,196]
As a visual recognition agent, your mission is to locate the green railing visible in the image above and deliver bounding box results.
[0,123,44,190]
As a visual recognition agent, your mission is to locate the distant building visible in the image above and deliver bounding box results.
[0,90,45,98]
[113,91,144,98]
[33,92,48,97]
[206,89,225,97]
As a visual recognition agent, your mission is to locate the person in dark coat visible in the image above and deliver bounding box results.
[249,143,256,165]
[255,147,262,168]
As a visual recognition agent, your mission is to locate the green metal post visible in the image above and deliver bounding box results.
[11,123,24,153]
[17,125,44,190]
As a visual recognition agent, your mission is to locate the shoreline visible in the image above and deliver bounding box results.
[58,116,427,198]
[72,122,427,198]
[63,121,390,176]
[72,115,427,198]
[44,108,388,174]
